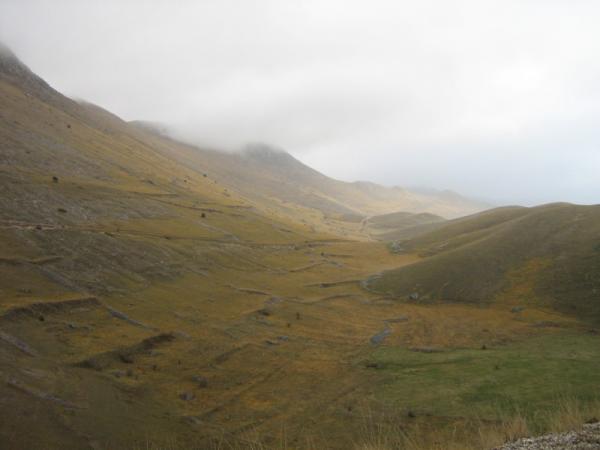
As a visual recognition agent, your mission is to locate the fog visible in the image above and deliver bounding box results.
[1,0,599,205]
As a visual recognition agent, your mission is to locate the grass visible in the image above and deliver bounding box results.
[369,332,600,423]
[368,203,600,325]
[354,396,600,450]
[355,331,600,450]
[133,396,600,450]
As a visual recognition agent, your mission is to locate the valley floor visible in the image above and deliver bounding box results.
[1,220,599,449]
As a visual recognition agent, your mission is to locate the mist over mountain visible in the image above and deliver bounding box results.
[2,3,600,449]
[2,0,599,205]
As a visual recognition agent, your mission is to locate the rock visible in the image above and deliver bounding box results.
[370,328,392,345]
[409,292,420,300]
[180,392,195,401]
[118,353,134,364]
[192,375,208,388]
[494,422,600,449]
[389,242,405,253]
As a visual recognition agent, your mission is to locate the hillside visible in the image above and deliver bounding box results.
[237,144,489,219]
[367,203,600,323]
[134,127,489,220]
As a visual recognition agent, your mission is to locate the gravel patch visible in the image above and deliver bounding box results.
[494,423,600,449]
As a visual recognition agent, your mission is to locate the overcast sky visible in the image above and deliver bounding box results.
[1,0,599,205]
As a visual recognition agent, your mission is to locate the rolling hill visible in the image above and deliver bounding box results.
[367,203,600,323]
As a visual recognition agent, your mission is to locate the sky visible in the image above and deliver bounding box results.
[1,0,599,205]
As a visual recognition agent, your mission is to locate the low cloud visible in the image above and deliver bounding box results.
[1,0,599,204]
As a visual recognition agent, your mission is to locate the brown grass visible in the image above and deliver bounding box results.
[352,396,600,450]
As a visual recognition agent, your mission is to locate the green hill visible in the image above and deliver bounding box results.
[367,203,600,323]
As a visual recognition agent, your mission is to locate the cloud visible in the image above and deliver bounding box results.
[1,0,599,204]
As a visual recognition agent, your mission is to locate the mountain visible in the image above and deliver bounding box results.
[366,203,600,323]
[130,123,489,220]
[237,144,489,219]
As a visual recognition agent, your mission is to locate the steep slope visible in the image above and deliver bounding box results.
[367,203,600,323]
[237,144,489,219]
[134,124,489,220]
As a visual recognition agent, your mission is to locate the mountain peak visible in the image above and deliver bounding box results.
[0,42,29,74]
[0,41,16,58]
[0,42,56,100]
[241,143,300,167]
[129,120,171,137]
[242,143,289,157]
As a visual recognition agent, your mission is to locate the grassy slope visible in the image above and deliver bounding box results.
[368,203,600,324]
[371,332,600,422]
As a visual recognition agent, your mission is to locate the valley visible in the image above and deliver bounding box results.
[1,44,599,450]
